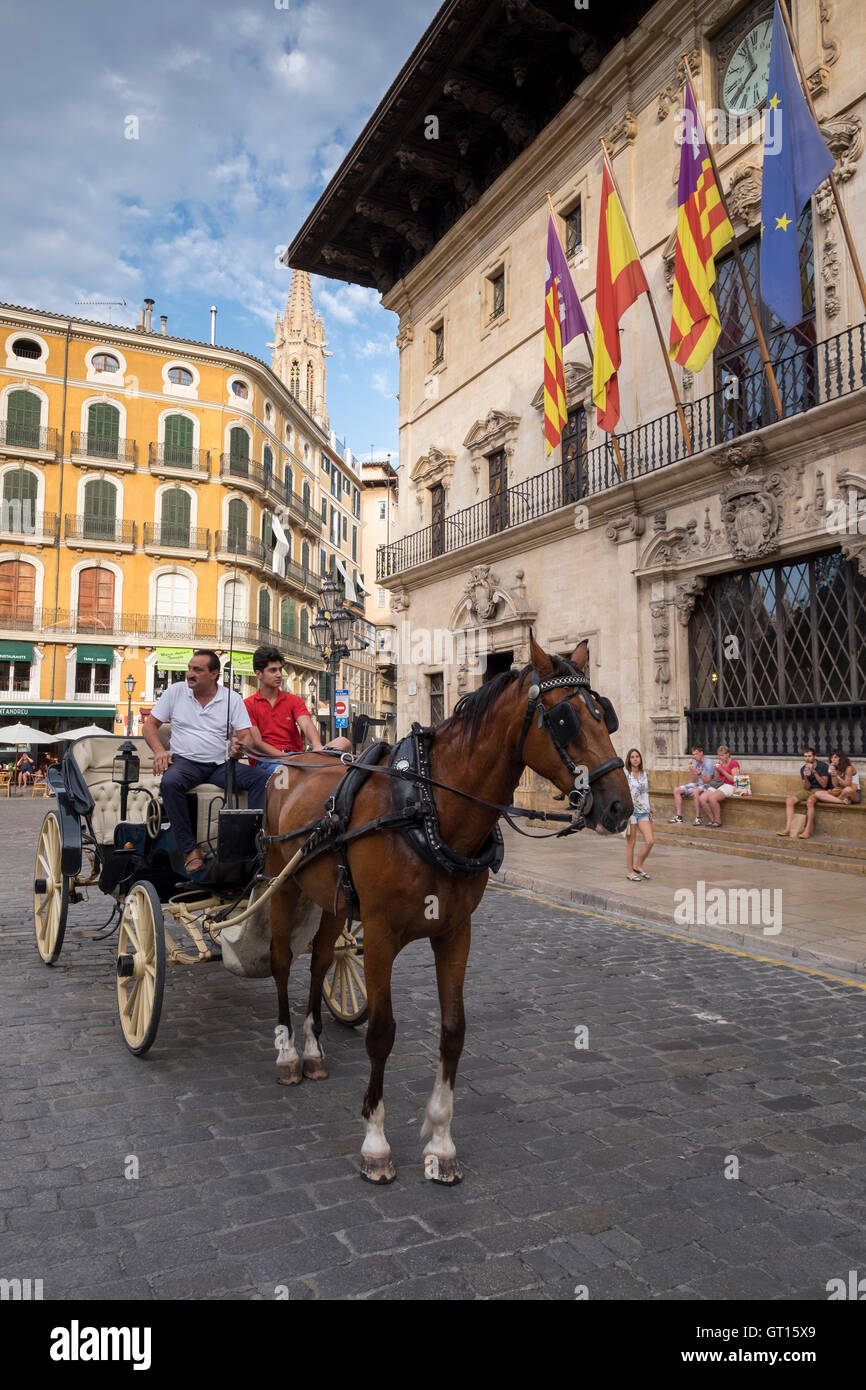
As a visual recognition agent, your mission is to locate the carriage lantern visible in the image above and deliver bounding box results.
[113,739,140,820]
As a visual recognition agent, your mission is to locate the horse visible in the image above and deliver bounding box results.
[264,635,631,1184]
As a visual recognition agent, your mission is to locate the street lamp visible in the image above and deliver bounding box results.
[124,673,136,737]
[310,572,365,740]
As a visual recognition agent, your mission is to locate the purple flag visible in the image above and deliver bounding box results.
[545,215,589,345]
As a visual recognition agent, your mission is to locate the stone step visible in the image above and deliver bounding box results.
[653,824,866,876]
[657,819,865,860]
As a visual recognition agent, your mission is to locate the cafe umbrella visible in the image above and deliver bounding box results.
[0,723,58,788]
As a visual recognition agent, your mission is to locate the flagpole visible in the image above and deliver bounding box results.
[546,192,625,481]
[681,54,784,418]
[599,139,694,455]
[776,0,866,314]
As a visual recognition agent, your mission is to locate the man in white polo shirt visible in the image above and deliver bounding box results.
[143,649,284,875]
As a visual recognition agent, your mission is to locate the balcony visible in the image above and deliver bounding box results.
[219,453,263,495]
[70,432,136,468]
[64,515,136,551]
[215,620,320,665]
[148,443,210,480]
[0,421,59,460]
[377,322,866,581]
[0,509,59,544]
[142,524,210,556]
[283,559,321,596]
[214,531,266,568]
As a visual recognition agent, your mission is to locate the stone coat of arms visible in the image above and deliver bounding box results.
[720,469,780,561]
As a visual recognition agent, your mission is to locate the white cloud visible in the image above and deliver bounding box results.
[319,283,380,325]
[371,369,394,398]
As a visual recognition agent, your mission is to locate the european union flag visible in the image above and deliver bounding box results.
[760,0,834,328]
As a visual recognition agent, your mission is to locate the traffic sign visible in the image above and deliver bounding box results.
[334,690,349,719]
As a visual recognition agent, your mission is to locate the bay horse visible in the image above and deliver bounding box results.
[264,636,631,1184]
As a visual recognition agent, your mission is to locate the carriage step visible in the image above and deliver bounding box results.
[34,878,47,893]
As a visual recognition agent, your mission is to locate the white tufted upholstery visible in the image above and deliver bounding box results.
[70,734,246,846]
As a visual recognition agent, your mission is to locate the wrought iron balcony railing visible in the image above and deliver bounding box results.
[70,432,136,464]
[64,515,136,545]
[686,702,866,759]
[0,509,59,540]
[214,531,266,564]
[142,524,210,552]
[0,422,59,454]
[377,321,866,581]
[148,443,210,473]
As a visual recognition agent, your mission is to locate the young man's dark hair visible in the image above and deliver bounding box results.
[252,645,285,673]
[192,649,220,673]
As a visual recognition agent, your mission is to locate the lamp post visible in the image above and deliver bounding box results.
[310,573,363,741]
[124,673,136,737]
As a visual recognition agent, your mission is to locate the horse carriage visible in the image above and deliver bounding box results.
[32,732,367,1055]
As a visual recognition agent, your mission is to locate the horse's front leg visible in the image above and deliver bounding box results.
[270,884,303,1085]
[421,920,471,1185]
[360,922,398,1183]
[301,910,345,1080]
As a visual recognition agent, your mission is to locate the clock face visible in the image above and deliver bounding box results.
[723,17,773,114]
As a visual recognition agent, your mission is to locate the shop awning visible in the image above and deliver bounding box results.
[0,704,117,718]
[154,647,194,671]
[0,640,34,662]
[227,651,254,673]
[76,645,114,666]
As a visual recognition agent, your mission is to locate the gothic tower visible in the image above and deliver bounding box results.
[270,270,329,428]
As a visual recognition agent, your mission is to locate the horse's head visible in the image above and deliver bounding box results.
[517,636,632,834]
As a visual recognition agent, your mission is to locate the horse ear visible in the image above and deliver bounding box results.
[569,639,590,672]
[529,632,554,676]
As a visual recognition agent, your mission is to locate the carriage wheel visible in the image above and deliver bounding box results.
[116,882,166,1056]
[34,811,69,965]
[322,922,368,1027]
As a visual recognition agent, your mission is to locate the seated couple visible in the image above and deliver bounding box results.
[670,744,740,828]
[779,747,861,839]
[143,646,349,875]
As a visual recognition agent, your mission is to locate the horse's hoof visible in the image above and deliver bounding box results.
[302,1056,329,1081]
[276,1059,303,1086]
[360,1155,396,1184]
[424,1153,463,1185]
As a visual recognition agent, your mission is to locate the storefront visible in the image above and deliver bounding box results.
[0,702,116,738]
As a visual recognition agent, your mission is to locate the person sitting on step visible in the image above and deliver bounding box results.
[777,747,830,836]
[799,749,861,839]
[697,744,740,828]
[669,746,715,825]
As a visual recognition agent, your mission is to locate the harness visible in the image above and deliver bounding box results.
[259,667,624,921]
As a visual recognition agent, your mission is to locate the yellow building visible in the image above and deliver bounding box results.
[0,278,365,739]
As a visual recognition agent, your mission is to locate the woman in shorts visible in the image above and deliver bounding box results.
[625,748,654,881]
[800,750,861,837]
[697,745,740,827]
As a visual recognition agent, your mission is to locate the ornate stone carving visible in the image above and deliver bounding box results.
[674,575,706,626]
[661,228,677,293]
[531,360,592,411]
[443,77,533,145]
[724,163,762,229]
[711,436,766,471]
[657,50,701,121]
[649,599,672,704]
[463,411,520,490]
[816,116,863,222]
[819,0,840,68]
[720,468,780,561]
[605,110,638,156]
[807,66,829,98]
[822,236,841,317]
[604,511,646,544]
[390,587,410,613]
[463,565,498,623]
[410,447,455,491]
[650,601,669,641]
[396,322,414,350]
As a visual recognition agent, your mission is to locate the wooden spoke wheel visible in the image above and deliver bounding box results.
[116,882,165,1056]
[34,811,69,965]
[322,922,368,1027]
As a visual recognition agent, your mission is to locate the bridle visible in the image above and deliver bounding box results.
[516,667,624,824]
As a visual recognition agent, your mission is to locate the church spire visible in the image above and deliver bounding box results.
[272,270,329,428]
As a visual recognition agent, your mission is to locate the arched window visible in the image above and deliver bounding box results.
[92,352,120,373]
[83,478,117,541]
[154,572,192,630]
[164,414,194,466]
[159,488,191,547]
[302,481,311,508]
[299,607,309,642]
[11,337,41,360]
[0,559,35,623]
[301,540,310,571]
[231,379,249,399]
[261,511,274,551]
[77,566,115,632]
[87,403,120,459]
[283,527,293,561]
[306,362,314,413]
[226,497,248,552]
[280,598,296,637]
[2,468,38,530]
[263,444,273,485]
[221,578,246,634]
[258,589,271,632]
[168,366,193,386]
[290,360,300,398]
[6,389,41,449]
[229,426,249,476]
[284,464,294,496]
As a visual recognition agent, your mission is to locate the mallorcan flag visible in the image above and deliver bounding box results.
[592,162,648,432]
[543,216,588,454]
[669,83,733,371]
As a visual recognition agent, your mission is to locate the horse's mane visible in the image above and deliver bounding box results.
[439,655,578,750]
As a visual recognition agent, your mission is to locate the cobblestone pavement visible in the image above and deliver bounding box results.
[3,800,866,1301]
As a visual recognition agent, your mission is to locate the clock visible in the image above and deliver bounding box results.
[722,16,773,114]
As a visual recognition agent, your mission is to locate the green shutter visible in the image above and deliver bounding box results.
[2,468,37,505]
[87,403,120,455]
[7,390,41,447]
[258,589,271,630]
[160,488,191,545]
[164,415,193,466]
[300,608,309,641]
[229,427,249,474]
[83,479,117,539]
[227,498,248,550]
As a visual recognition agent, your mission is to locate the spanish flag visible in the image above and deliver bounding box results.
[593,162,648,432]
[669,83,733,370]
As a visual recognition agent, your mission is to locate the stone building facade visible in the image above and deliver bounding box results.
[287,0,866,789]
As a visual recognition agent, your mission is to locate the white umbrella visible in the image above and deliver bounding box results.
[58,724,114,740]
[0,722,58,745]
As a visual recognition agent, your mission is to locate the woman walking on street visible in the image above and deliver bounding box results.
[625,748,654,881]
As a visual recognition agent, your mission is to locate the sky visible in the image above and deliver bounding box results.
[0,0,439,462]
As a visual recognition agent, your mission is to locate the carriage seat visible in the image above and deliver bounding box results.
[152,723,249,844]
[70,732,247,846]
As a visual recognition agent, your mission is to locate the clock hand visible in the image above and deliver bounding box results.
[733,55,757,106]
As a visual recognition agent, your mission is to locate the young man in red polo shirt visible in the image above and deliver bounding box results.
[245,646,350,772]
